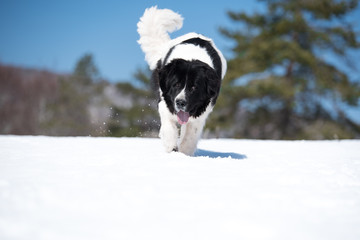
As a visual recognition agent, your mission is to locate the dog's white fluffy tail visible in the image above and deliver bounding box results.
[137,6,183,70]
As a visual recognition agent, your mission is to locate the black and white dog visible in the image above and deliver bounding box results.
[137,6,227,155]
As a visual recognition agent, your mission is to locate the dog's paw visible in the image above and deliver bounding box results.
[162,140,178,153]
[178,144,196,156]
[159,123,178,153]
[160,130,177,152]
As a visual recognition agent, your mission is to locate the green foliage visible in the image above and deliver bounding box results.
[39,52,159,138]
[105,69,160,137]
[299,120,355,140]
[133,67,153,90]
[42,54,106,135]
[73,53,100,85]
[107,105,159,137]
[216,0,360,139]
[42,76,91,136]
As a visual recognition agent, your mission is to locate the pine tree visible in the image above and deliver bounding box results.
[106,67,160,137]
[73,53,100,85]
[216,0,360,139]
[43,54,97,135]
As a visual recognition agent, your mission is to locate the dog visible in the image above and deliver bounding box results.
[137,6,227,155]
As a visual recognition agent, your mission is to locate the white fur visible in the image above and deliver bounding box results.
[165,44,214,69]
[158,101,178,152]
[178,104,213,155]
[167,32,227,79]
[174,88,186,112]
[137,6,183,70]
[137,7,227,79]
[158,99,213,156]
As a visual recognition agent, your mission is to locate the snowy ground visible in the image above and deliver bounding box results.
[0,136,360,240]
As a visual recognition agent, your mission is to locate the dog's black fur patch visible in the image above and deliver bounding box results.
[153,59,221,118]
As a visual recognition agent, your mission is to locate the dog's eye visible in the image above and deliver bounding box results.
[190,86,196,92]
[175,82,181,88]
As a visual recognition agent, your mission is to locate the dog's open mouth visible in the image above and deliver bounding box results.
[177,110,190,125]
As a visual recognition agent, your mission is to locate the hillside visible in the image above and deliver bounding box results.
[1,136,359,240]
[0,64,60,134]
[0,63,158,137]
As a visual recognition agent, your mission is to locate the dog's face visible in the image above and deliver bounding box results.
[158,59,221,124]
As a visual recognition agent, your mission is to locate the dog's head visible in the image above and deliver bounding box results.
[158,59,221,125]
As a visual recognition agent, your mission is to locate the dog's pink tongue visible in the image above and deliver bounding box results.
[177,110,190,125]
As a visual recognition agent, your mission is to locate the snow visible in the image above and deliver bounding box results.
[0,136,360,240]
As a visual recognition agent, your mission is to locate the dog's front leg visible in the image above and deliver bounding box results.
[159,121,178,152]
[178,119,205,156]
[158,101,178,152]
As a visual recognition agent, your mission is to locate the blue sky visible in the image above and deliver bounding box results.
[1,0,359,82]
[0,0,264,82]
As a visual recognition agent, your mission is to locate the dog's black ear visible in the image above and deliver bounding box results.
[151,60,162,101]
[158,63,171,91]
[206,68,221,98]
[156,60,177,89]
[158,59,187,90]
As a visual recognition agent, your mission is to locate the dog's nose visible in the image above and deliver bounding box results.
[176,99,187,110]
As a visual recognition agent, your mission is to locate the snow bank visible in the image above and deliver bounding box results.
[0,136,359,240]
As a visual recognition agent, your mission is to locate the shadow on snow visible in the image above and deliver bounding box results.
[195,149,247,160]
